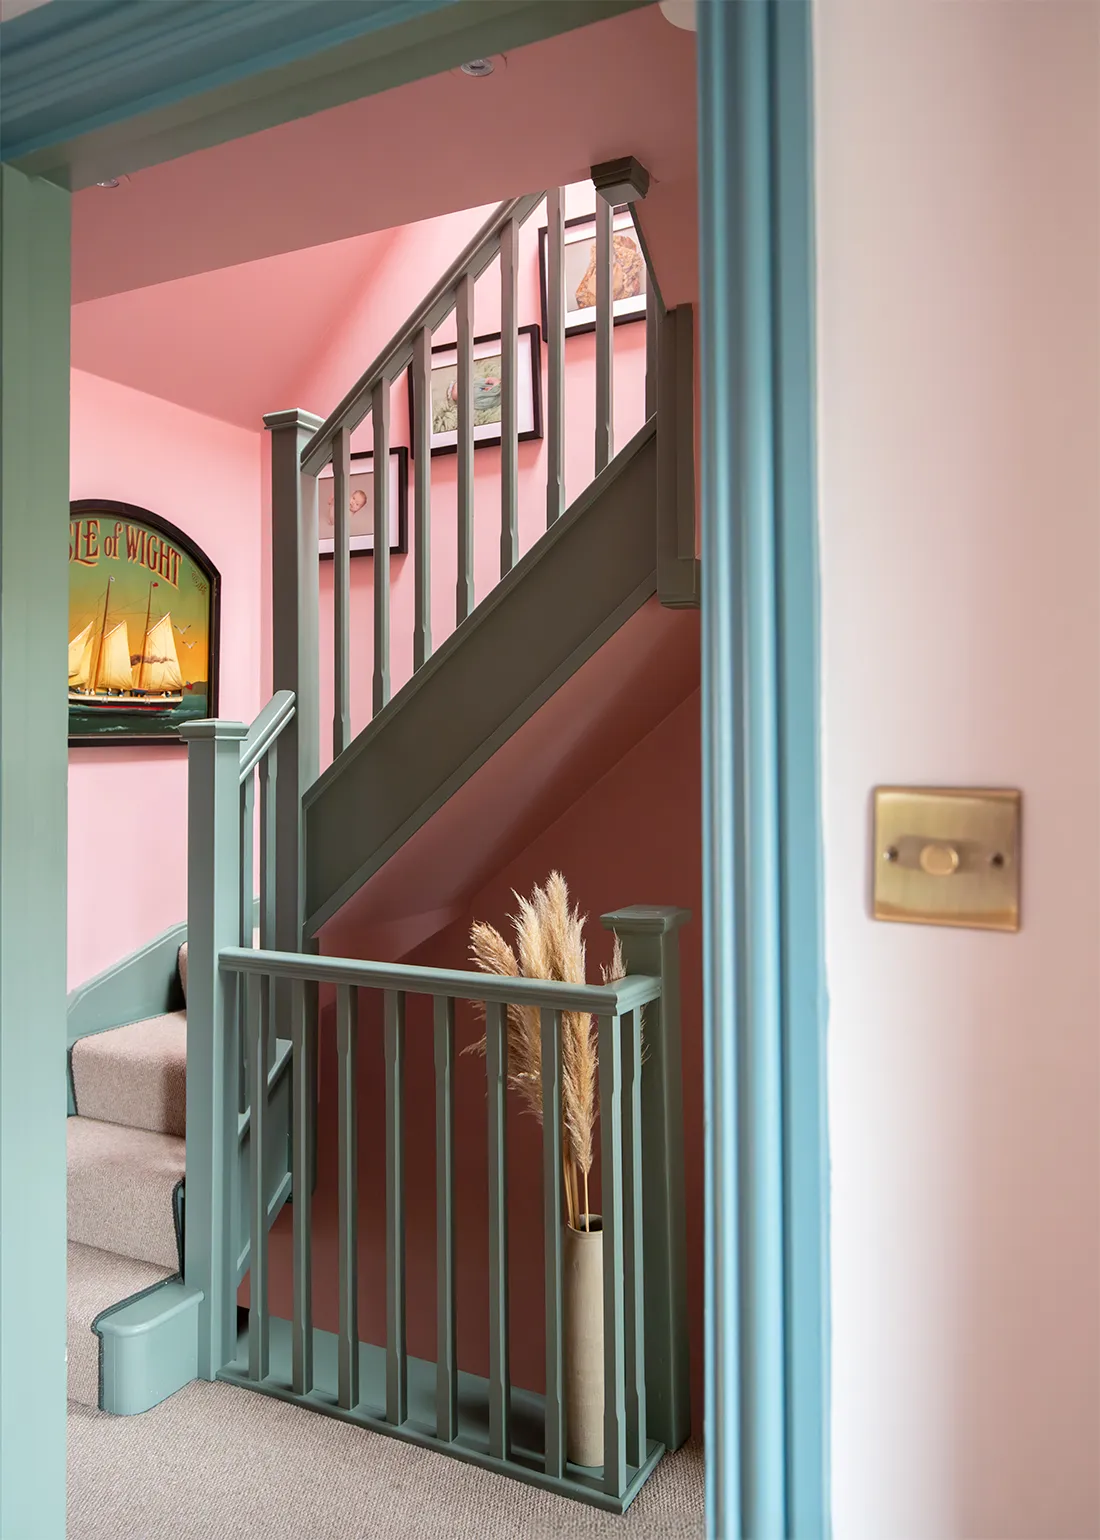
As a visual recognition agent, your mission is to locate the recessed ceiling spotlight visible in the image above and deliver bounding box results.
[460,57,494,77]
[95,177,122,188]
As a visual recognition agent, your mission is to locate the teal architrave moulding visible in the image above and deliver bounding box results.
[0,163,71,1540]
[697,1,830,1537]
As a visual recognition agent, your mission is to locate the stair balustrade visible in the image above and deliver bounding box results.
[265,188,665,802]
[177,180,696,1511]
[188,886,690,1511]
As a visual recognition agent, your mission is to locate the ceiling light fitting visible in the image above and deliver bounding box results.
[96,177,122,189]
[460,57,494,77]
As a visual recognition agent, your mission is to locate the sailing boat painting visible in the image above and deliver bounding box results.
[69,501,220,745]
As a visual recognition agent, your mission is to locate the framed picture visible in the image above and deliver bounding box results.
[538,206,648,339]
[412,324,543,456]
[68,500,220,747]
[317,447,408,557]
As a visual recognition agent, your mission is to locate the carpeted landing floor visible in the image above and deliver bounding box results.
[68,1381,705,1539]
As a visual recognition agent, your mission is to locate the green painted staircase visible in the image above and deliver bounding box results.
[66,943,195,1413]
[66,934,292,1414]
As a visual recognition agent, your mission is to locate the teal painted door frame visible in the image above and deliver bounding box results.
[697,2,830,1536]
[0,4,831,1534]
[0,163,71,1540]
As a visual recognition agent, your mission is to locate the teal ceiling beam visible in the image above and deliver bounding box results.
[0,0,647,189]
[1,1,458,158]
[697,0,830,1535]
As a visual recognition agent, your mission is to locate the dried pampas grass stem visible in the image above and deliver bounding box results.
[467,872,628,1232]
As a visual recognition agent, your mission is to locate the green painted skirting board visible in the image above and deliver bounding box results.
[219,1315,664,1514]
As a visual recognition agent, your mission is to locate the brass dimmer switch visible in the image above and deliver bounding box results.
[872,787,1021,931]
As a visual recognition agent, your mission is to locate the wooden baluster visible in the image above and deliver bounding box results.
[622,1006,647,1468]
[258,743,277,1069]
[372,382,391,716]
[595,199,614,474]
[291,976,314,1396]
[385,989,408,1425]
[336,983,359,1410]
[645,274,659,420]
[546,187,566,528]
[486,1000,510,1459]
[500,216,519,577]
[541,1007,565,1478]
[332,426,352,756]
[456,272,475,624]
[434,996,458,1441]
[413,325,432,671]
[238,773,254,1114]
[598,1012,626,1497]
[247,971,271,1383]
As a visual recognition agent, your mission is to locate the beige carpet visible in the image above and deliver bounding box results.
[68,1380,705,1539]
[67,1115,184,1272]
[71,1012,188,1136]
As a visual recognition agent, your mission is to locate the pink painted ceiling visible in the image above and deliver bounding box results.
[71,5,697,303]
[70,226,398,430]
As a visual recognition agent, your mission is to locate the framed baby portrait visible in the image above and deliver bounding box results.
[317,447,409,558]
[538,206,648,339]
[413,325,543,456]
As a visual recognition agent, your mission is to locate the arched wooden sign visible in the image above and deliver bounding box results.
[68,500,221,746]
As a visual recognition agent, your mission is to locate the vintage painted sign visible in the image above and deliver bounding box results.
[68,501,220,745]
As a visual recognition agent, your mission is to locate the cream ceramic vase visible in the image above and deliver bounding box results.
[563,1216,604,1467]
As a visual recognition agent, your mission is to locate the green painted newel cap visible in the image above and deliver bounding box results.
[600,905,692,934]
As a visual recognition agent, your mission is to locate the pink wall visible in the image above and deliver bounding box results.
[817,3,1100,1535]
[68,370,263,987]
[282,188,650,761]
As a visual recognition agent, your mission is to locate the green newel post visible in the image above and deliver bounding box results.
[180,718,248,1380]
[263,409,322,963]
[0,164,71,1540]
[601,905,692,1453]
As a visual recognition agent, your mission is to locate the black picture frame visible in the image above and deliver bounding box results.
[537,206,649,341]
[409,324,543,457]
[317,446,409,559]
[68,498,221,749]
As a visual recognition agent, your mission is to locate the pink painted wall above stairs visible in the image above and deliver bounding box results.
[68,370,264,987]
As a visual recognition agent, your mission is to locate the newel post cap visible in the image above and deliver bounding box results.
[263,408,324,433]
[600,905,692,935]
[178,719,249,742]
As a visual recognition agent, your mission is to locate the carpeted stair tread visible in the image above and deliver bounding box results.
[67,1241,174,1409]
[71,1013,187,1137]
[68,1117,184,1272]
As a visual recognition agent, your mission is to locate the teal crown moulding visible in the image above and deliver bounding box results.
[0,0,456,163]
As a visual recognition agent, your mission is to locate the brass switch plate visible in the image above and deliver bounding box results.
[873,787,1021,932]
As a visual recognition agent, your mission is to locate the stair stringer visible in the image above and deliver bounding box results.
[304,418,659,937]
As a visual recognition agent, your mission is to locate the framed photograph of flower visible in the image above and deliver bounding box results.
[412,324,543,456]
[316,447,408,557]
[538,206,648,339]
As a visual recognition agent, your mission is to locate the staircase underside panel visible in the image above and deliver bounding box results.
[321,596,699,961]
[305,422,660,936]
